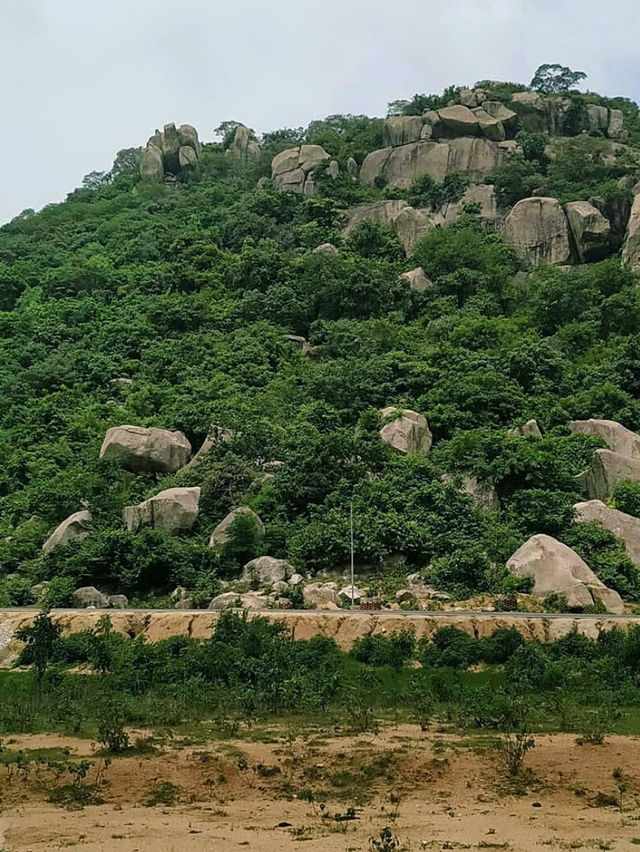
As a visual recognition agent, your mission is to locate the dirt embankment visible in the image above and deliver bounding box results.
[1,728,640,851]
[2,608,640,660]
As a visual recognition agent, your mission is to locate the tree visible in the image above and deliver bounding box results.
[16,609,61,694]
[530,64,587,95]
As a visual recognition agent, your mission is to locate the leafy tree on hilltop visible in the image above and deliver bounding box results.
[530,64,587,94]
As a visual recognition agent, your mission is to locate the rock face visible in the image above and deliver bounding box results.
[140,123,201,182]
[576,449,640,501]
[240,556,291,586]
[100,426,191,474]
[504,198,572,266]
[73,587,109,608]
[507,534,624,613]
[574,500,640,565]
[359,138,503,189]
[569,419,640,459]
[209,507,265,549]
[123,487,200,534]
[565,201,611,263]
[400,267,432,292]
[379,408,432,456]
[622,192,640,273]
[42,510,92,554]
[271,145,331,195]
[225,124,261,163]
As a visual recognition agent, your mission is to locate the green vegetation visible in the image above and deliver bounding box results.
[6,612,640,742]
[0,66,639,609]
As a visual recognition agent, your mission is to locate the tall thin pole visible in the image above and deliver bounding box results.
[350,500,355,609]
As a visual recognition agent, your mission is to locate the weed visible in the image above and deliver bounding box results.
[144,779,181,807]
[497,731,535,777]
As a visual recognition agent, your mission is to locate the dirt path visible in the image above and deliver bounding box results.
[2,728,640,850]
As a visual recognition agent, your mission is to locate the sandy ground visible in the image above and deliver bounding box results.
[2,727,640,851]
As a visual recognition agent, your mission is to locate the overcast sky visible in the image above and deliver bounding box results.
[1,0,638,224]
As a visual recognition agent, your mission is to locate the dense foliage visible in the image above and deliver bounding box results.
[6,613,640,739]
[1,69,640,606]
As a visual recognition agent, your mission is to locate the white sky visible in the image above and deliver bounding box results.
[1,0,638,224]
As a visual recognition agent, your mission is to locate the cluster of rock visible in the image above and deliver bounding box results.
[270,145,337,195]
[572,419,640,500]
[225,124,261,163]
[140,123,201,183]
[72,587,128,609]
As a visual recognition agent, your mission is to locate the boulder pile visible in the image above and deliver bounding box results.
[140,123,201,182]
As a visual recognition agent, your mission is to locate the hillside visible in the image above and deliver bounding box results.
[3,66,640,613]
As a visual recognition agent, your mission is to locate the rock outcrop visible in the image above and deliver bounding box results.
[400,267,432,292]
[569,419,640,458]
[140,123,201,182]
[225,124,261,163]
[240,556,291,586]
[123,487,200,534]
[509,419,543,438]
[441,474,500,512]
[209,507,265,549]
[360,138,505,189]
[100,426,191,474]
[379,408,432,456]
[343,200,435,255]
[42,510,92,554]
[622,192,640,273]
[73,587,109,608]
[271,145,331,195]
[565,201,611,263]
[504,198,572,266]
[576,449,640,501]
[507,533,624,613]
[302,583,340,610]
[574,499,640,564]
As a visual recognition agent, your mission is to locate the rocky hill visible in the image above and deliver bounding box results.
[2,68,640,616]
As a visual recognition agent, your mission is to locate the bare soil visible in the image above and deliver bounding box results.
[2,726,640,850]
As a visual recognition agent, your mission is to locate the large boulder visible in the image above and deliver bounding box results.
[42,510,92,555]
[509,418,543,439]
[100,425,191,474]
[504,198,572,266]
[472,107,505,142]
[139,144,164,183]
[379,407,432,456]
[302,583,340,609]
[569,419,640,459]
[437,105,479,137]
[400,267,432,292]
[208,591,269,611]
[565,201,611,263]
[622,192,640,273]
[271,145,330,195]
[240,556,291,586]
[481,101,518,130]
[209,506,265,548]
[507,534,624,613]
[586,104,610,135]
[225,124,261,163]
[123,487,200,534]
[574,500,640,565]
[383,116,423,146]
[576,449,640,501]
[73,586,109,608]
